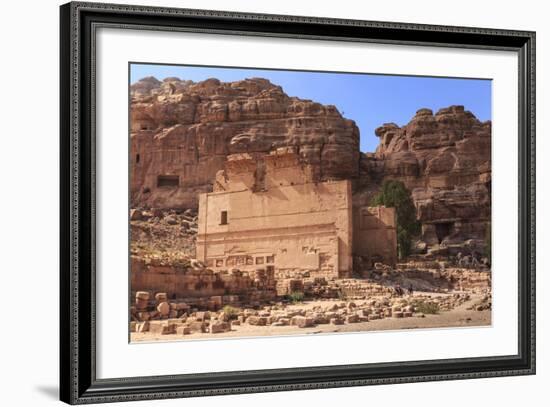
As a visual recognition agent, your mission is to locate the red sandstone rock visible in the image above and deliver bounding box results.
[290,315,314,328]
[130,77,359,209]
[359,106,491,253]
[130,75,490,257]
[210,321,231,334]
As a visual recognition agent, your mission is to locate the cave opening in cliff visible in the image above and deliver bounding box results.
[435,222,453,244]
[157,175,179,187]
[136,153,140,164]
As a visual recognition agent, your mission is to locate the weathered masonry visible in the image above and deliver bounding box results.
[196,147,396,280]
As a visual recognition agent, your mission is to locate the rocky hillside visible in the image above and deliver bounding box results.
[357,106,491,255]
[130,77,359,208]
[130,77,490,255]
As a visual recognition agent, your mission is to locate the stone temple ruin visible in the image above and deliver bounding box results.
[196,147,396,282]
[131,146,397,302]
[129,76,492,337]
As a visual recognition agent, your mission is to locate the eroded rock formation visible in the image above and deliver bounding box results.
[130,77,490,256]
[359,106,491,255]
[130,77,359,208]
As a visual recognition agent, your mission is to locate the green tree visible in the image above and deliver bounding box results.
[371,180,420,259]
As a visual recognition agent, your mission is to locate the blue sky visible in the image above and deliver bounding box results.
[131,63,491,152]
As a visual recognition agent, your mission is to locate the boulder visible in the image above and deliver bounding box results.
[156,302,170,317]
[290,316,314,328]
[210,321,231,334]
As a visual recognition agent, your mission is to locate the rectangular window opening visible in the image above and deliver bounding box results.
[157,175,179,187]
[220,210,228,225]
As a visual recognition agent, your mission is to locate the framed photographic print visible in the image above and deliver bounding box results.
[60,1,536,404]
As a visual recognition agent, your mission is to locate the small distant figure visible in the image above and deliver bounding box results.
[408,284,414,296]
[456,252,463,266]
[394,284,404,297]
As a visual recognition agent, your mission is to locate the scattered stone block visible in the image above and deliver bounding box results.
[188,321,208,333]
[135,301,148,311]
[157,302,170,317]
[176,326,191,335]
[290,316,314,328]
[135,321,149,333]
[210,321,231,334]
[161,323,177,335]
[136,291,150,301]
[195,311,210,321]
[148,322,164,334]
[346,314,359,323]
[137,312,150,321]
[278,318,290,326]
[247,316,266,326]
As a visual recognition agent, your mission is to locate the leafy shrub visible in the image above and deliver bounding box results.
[287,291,305,303]
[412,300,440,314]
[222,305,239,319]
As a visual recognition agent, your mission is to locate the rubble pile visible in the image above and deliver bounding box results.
[131,289,485,336]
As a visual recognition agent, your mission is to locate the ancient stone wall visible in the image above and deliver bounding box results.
[353,206,397,266]
[196,150,353,278]
[130,256,277,306]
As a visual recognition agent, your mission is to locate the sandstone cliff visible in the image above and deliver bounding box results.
[130,77,359,208]
[130,77,490,255]
[357,105,491,255]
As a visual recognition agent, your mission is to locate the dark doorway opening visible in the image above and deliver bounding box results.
[435,222,453,244]
[157,175,179,187]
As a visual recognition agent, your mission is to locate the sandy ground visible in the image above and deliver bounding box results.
[131,292,491,343]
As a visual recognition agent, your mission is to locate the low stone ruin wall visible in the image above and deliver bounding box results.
[131,255,277,306]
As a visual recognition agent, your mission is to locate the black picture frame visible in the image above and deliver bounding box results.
[60,1,536,404]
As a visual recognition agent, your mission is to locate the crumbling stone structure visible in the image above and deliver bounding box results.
[196,147,396,281]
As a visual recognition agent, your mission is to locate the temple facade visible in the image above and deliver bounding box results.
[196,147,397,280]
